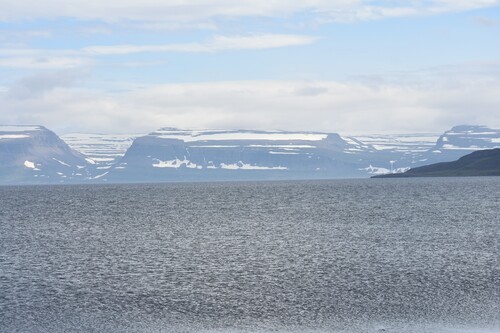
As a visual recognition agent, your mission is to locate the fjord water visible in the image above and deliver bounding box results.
[1,178,498,333]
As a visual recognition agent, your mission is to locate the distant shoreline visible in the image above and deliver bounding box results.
[373,148,500,178]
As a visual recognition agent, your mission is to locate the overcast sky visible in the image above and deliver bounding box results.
[0,0,499,134]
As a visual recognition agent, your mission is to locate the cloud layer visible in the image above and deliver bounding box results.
[1,0,498,23]
[2,65,499,134]
[0,34,319,69]
[83,34,320,55]
[1,1,498,135]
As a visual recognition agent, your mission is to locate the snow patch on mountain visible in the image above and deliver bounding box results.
[362,165,410,175]
[249,145,316,148]
[152,158,201,169]
[62,133,141,168]
[0,134,30,140]
[0,125,42,132]
[220,162,288,170]
[53,158,71,167]
[269,151,300,155]
[153,129,328,142]
[24,160,38,170]
[352,133,440,153]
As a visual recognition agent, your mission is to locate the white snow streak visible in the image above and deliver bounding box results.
[220,162,287,170]
[152,158,201,169]
[0,134,29,140]
[23,160,40,170]
[0,126,40,132]
[155,131,328,142]
[52,158,71,167]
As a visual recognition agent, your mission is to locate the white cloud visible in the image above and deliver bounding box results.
[0,34,318,68]
[1,66,499,134]
[128,21,218,31]
[0,0,497,24]
[0,56,91,69]
[82,34,320,55]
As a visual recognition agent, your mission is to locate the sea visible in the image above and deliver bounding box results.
[0,178,499,333]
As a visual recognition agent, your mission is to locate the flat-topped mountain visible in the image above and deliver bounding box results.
[373,148,500,178]
[100,128,382,182]
[0,125,91,184]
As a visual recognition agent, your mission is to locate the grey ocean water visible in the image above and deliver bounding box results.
[1,178,499,333]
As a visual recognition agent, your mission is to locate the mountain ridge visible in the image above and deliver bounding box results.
[1,124,499,184]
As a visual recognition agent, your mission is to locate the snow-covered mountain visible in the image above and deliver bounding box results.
[100,128,384,182]
[61,133,141,170]
[350,133,440,153]
[0,125,92,184]
[346,132,442,175]
[1,125,498,184]
[349,125,500,174]
[421,125,500,164]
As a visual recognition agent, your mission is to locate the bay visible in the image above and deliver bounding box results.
[1,178,499,332]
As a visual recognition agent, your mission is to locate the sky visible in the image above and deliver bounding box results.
[0,0,499,134]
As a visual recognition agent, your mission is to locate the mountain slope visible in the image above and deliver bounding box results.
[0,125,91,184]
[418,125,500,163]
[373,148,500,178]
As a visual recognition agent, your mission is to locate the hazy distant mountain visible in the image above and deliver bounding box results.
[100,128,382,182]
[348,132,441,174]
[61,133,141,171]
[353,125,500,174]
[0,125,91,184]
[350,133,440,154]
[1,125,499,184]
[373,148,500,178]
[420,125,500,163]
[61,129,442,179]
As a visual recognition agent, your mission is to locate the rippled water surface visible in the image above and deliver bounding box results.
[1,178,499,332]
